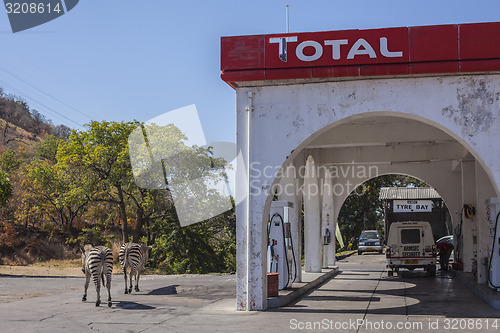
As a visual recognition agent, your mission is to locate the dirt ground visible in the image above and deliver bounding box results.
[0,259,124,277]
[0,265,81,277]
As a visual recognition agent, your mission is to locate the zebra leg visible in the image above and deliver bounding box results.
[128,269,133,294]
[135,269,141,292]
[95,275,101,307]
[106,272,112,307]
[123,266,128,294]
[82,272,90,301]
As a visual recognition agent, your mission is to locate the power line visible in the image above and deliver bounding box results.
[0,44,123,117]
[0,66,94,121]
[0,79,83,128]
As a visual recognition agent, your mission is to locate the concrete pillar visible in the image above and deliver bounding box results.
[461,160,477,273]
[235,90,268,311]
[322,170,336,267]
[304,156,322,272]
[489,197,500,288]
[235,101,250,311]
[475,161,498,284]
[293,152,306,282]
[277,164,302,283]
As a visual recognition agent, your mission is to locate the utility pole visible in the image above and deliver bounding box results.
[286,3,289,33]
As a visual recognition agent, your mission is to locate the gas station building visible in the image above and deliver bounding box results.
[220,22,500,310]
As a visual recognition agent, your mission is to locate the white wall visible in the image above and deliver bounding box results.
[235,74,500,310]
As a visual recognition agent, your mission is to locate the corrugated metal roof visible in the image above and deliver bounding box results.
[379,187,441,200]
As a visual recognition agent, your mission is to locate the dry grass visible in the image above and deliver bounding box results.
[0,259,125,277]
[0,262,83,277]
[32,259,81,268]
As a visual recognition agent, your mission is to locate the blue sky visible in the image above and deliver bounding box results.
[0,0,499,143]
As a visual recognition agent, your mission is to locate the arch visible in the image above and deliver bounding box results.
[279,111,498,199]
[262,111,496,239]
[335,173,454,243]
[235,74,500,311]
[258,110,497,291]
[332,172,457,229]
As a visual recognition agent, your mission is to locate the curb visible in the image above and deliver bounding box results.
[267,267,340,308]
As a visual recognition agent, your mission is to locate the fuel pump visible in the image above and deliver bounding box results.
[321,212,332,268]
[487,197,500,290]
[267,201,297,290]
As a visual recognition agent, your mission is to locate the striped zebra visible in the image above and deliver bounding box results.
[119,243,152,294]
[81,244,113,307]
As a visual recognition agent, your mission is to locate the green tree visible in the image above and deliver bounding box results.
[0,171,13,207]
[22,159,89,234]
[35,135,62,162]
[0,149,22,173]
[22,119,236,273]
[148,207,236,274]
[57,121,137,242]
[127,123,230,242]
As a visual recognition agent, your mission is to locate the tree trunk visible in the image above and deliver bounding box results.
[133,208,144,243]
[117,187,128,242]
[145,218,151,245]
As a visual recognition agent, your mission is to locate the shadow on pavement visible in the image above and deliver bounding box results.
[115,301,156,310]
[268,268,500,318]
[147,285,179,295]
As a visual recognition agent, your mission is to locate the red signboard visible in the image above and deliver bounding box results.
[265,27,409,69]
[221,22,500,87]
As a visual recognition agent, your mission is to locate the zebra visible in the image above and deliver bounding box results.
[81,244,113,307]
[119,243,152,294]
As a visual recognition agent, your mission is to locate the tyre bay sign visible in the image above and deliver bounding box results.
[393,200,433,213]
[221,22,500,87]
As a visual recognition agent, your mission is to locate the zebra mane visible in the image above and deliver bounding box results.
[83,244,94,254]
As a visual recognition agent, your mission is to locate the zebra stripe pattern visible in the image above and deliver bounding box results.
[81,244,113,307]
[119,243,152,294]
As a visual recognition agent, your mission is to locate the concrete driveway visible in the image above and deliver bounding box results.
[1,254,499,332]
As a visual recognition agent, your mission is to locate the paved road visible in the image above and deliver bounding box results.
[1,254,499,332]
[268,253,500,332]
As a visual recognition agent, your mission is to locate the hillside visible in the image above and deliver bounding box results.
[0,90,76,265]
[0,89,237,274]
[0,89,71,143]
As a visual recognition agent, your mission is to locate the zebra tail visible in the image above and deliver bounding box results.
[124,245,130,272]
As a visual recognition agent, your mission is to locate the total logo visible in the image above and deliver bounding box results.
[4,0,79,33]
[270,36,403,62]
[265,27,410,68]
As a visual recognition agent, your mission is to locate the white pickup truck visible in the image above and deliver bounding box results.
[386,221,437,276]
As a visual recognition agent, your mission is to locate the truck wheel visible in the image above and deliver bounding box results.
[358,250,362,255]
[388,270,393,277]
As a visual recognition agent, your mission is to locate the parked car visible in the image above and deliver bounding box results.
[386,221,437,276]
[436,235,453,245]
[358,230,383,255]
